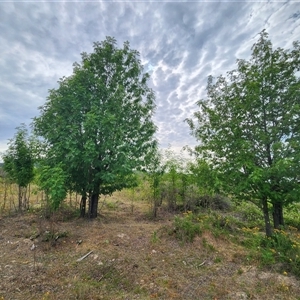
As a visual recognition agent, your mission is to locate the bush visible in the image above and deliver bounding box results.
[173,212,202,243]
[196,194,232,211]
[259,229,300,276]
[235,202,264,228]
[243,228,300,277]
[285,203,300,230]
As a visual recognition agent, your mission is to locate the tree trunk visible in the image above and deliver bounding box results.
[88,193,99,218]
[27,184,31,210]
[22,186,29,210]
[80,195,87,218]
[69,191,72,207]
[3,180,8,211]
[262,196,273,237]
[153,198,160,218]
[18,185,22,211]
[272,201,284,229]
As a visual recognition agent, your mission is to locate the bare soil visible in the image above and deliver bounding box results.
[0,193,299,300]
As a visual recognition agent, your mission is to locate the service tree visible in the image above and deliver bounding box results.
[34,37,157,218]
[187,30,300,236]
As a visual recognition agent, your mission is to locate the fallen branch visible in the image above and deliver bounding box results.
[76,251,93,262]
[198,260,206,267]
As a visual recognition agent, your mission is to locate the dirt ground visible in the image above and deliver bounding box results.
[0,194,300,300]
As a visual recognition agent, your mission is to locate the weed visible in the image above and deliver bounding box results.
[260,249,276,266]
[73,281,92,300]
[202,238,216,252]
[151,231,160,244]
[237,268,243,275]
[214,256,222,263]
[105,201,119,211]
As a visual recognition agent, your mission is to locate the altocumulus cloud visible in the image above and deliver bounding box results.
[0,1,299,157]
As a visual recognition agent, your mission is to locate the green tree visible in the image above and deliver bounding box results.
[34,37,157,218]
[147,150,165,218]
[162,149,187,211]
[188,158,219,196]
[37,163,68,212]
[187,30,300,236]
[2,124,35,210]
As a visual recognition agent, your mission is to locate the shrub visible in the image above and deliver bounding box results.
[243,229,300,277]
[173,212,202,243]
[235,202,264,228]
[196,194,232,211]
[284,203,300,230]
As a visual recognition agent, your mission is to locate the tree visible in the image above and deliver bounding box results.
[146,149,165,218]
[188,158,220,196]
[2,124,35,210]
[34,37,157,218]
[37,163,68,212]
[187,30,300,236]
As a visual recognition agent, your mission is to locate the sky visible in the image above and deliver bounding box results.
[0,0,299,160]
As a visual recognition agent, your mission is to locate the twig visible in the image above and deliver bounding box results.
[198,260,206,267]
[76,251,93,262]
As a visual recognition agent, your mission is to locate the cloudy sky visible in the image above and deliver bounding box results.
[0,1,299,159]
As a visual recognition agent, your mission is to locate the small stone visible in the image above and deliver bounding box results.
[228,291,248,300]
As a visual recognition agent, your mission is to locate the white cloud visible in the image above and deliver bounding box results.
[0,1,299,160]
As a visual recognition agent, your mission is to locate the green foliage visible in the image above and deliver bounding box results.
[162,149,182,210]
[197,194,232,211]
[2,124,36,210]
[240,226,300,277]
[284,203,300,229]
[173,212,202,243]
[259,229,300,277]
[146,149,165,217]
[151,230,160,244]
[2,124,34,188]
[188,158,220,195]
[37,164,68,211]
[159,149,194,211]
[235,202,264,228]
[33,37,157,217]
[105,200,119,211]
[187,30,300,236]
[259,248,276,266]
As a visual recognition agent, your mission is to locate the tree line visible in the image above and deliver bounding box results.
[1,31,300,237]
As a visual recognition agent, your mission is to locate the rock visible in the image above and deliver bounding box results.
[228,291,248,300]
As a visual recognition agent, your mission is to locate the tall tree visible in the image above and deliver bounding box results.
[34,37,157,218]
[187,30,300,236]
[2,124,35,210]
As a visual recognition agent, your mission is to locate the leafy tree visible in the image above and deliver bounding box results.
[2,124,35,210]
[187,30,300,236]
[188,158,220,196]
[37,163,68,212]
[161,149,189,211]
[146,150,165,218]
[34,37,157,218]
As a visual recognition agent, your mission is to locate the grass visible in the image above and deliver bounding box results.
[0,185,300,299]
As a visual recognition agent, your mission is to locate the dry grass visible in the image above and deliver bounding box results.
[0,189,300,300]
